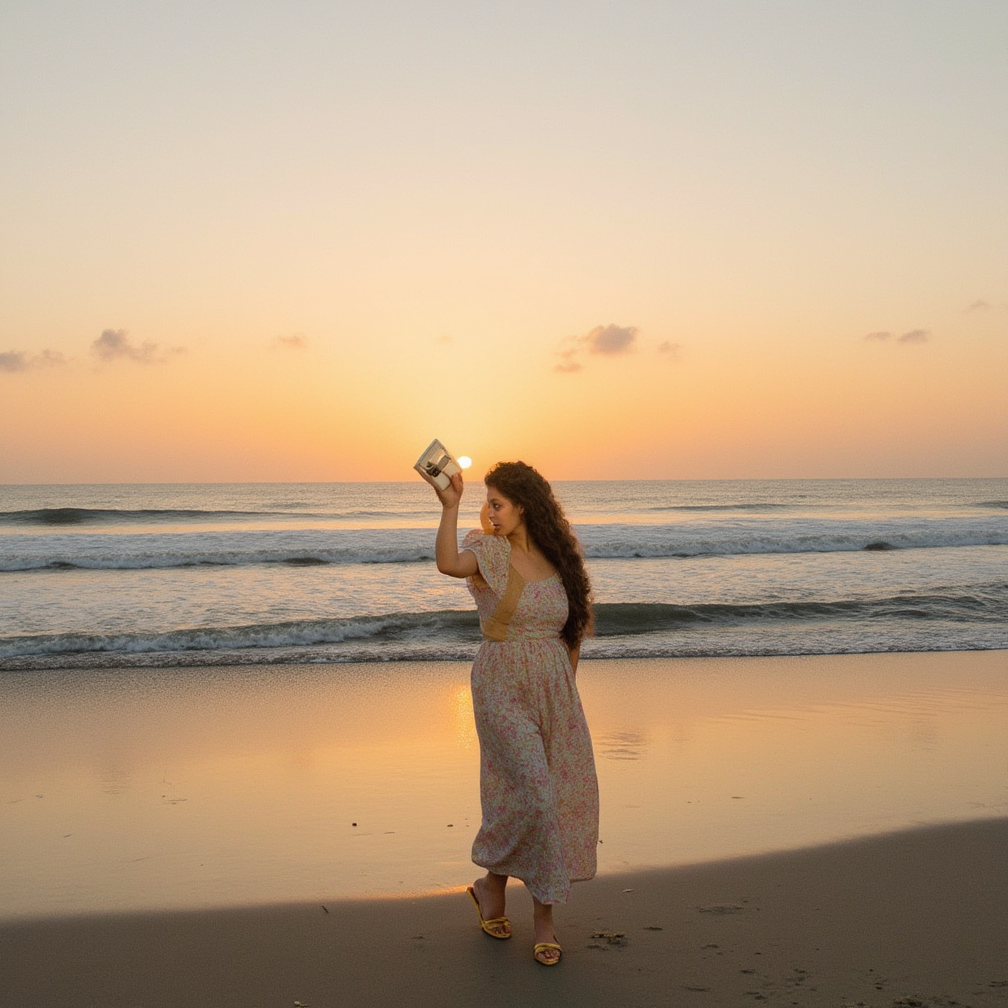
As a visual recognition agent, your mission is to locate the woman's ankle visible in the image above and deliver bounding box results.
[483,871,508,893]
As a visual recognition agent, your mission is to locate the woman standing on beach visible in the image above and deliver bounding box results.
[421,460,599,966]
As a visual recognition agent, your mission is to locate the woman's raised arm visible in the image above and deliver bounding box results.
[420,470,479,579]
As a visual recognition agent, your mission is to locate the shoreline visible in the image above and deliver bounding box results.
[3,641,1007,674]
[3,817,1007,1007]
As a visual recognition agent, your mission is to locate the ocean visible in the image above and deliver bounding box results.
[1,478,1006,670]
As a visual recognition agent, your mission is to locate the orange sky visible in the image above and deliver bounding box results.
[2,2,1006,482]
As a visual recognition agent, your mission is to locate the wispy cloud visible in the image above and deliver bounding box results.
[434,334,453,346]
[965,299,991,312]
[657,340,681,359]
[864,329,930,345]
[0,348,66,373]
[554,347,583,373]
[91,328,182,364]
[273,333,308,350]
[554,323,639,373]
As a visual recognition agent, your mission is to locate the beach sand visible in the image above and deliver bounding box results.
[2,650,1007,1005]
[1,817,1007,1007]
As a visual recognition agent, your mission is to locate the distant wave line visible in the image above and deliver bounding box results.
[0,507,423,526]
[643,503,790,513]
[4,533,1008,573]
[0,550,437,572]
[5,497,1006,529]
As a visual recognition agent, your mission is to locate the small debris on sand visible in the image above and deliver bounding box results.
[590,931,628,946]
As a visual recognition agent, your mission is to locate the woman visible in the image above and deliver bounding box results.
[422,460,599,966]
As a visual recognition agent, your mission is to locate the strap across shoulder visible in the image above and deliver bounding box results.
[482,565,525,641]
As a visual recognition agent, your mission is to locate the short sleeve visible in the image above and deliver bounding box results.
[461,530,510,596]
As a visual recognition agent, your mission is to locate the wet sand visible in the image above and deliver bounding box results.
[2,650,1008,1005]
[2,817,1007,1007]
[4,651,1008,920]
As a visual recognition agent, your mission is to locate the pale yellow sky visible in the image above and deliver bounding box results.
[1,2,1006,482]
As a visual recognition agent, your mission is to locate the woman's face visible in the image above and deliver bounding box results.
[484,485,524,537]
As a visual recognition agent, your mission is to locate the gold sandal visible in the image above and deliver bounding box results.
[533,941,562,966]
[466,886,511,939]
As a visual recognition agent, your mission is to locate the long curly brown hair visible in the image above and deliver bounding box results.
[483,461,593,648]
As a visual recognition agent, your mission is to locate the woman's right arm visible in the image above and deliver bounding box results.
[423,470,478,579]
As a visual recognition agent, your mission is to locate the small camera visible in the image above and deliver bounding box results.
[415,440,461,490]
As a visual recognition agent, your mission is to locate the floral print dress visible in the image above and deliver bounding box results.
[462,530,599,904]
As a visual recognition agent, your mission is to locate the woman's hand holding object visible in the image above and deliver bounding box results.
[422,469,464,509]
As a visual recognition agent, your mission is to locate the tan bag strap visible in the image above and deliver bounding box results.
[482,565,526,641]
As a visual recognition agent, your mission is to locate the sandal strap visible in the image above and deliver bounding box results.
[534,941,563,965]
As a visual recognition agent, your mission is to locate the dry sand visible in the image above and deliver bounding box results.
[2,816,1006,1008]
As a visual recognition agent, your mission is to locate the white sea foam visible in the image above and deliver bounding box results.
[3,587,1006,666]
[1,478,1007,668]
[1,514,1006,572]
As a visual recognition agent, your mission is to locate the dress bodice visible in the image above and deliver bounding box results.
[462,531,568,641]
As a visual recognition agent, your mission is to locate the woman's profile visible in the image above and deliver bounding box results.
[421,459,599,966]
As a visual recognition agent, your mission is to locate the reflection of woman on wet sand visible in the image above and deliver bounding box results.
[421,460,599,966]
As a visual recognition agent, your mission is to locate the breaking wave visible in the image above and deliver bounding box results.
[0,507,416,527]
[3,587,1005,666]
[3,516,1006,572]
